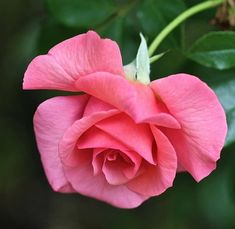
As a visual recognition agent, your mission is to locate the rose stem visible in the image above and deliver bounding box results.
[148,0,224,57]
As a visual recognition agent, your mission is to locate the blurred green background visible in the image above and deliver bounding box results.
[0,0,235,228]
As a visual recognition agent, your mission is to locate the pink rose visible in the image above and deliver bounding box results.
[23,31,227,208]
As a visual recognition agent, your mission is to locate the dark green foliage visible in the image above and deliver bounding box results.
[188,32,235,69]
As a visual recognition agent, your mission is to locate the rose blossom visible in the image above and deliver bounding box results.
[23,31,227,208]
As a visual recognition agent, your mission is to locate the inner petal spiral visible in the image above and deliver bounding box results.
[92,148,142,185]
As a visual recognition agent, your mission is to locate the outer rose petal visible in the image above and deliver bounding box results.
[150,74,227,181]
[83,96,115,117]
[127,126,177,196]
[33,95,89,192]
[23,31,124,91]
[63,149,149,208]
[76,72,181,128]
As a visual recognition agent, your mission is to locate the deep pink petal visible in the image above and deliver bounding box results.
[77,126,129,151]
[150,74,227,181]
[33,95,89,192]
[23,31,124,91]
[75,72,181,128]
[127,126,177,196]
[59,109,120,167]
[96,113,155,164]
[63,150,149,208]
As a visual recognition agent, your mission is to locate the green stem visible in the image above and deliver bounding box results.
[148,0,224,57]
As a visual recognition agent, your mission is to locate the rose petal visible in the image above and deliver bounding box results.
[127,126,177,196]
[83,96,115,117]
[150,74,227,181]
[75,72,181,128]
[23,31,124,91]
[77,126,129,151]
[102,150,130,185]
[33,95,89,192]
[92,148,105,175]
[63,149,149,208]
[59,109,120,167]
[78,126,141,181]
[96,113,155,164]
[92,148,142,179]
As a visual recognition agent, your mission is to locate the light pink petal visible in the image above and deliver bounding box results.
[83,96,115,117]
[127,126,177,196]
[33,95,89,192]
[75,72,181,128]
[150,74,227,181]
[63,149,149,208]
[59,109,120,167]
[96,113,155,164]
[23,31,124,91]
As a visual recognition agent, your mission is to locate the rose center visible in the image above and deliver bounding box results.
[106,150,118,161]
[92,148,141,186]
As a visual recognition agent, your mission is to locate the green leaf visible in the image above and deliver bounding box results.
[226,109,235,146]
[46,0,117,28]
[187,32,235,70]
[213,78,235,146]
